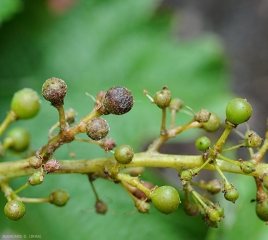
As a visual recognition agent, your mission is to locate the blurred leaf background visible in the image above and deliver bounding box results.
[0,0,266,239]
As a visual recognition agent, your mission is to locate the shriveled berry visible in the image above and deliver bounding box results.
[50,190,70,207]
[195,136,211,152]
[4,200,26,221]
[206,179,221,194]
[202,113,221,132]
[136,199,150,214]
[226,98,252,125]
[183,201,199,217]
[95,199,108,214]
[11,88,41,119]
[244,131,263,148]
[133,181,154,201]
[114,145,134,164]
[153,87,171,109]
[29,155,43,169]
[151,186,180,214]
[42,158,60,173]
[65,108,77,124]
[104,86,133,115]
[86,117,110,140]
[4,127,30,152]
[99,137,116,151]
[195,109,211,123]
[42,77,67,106]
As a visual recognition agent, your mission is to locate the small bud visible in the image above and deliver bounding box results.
[256,198,268,222]
[104,86,134,115]
[42,77,67,106]
[223,182,239,203]
[65,108,77,124]
[153,87,171,109]
[43,158,60,173]
[28,171,44,186]
[133,181,154,201]
[207,208,221,222]
[244,131,263,148]
[180,170,194,181]
[240,161,256,174]
[195,109,211,123]
[29,155,43,169]
[86,117,110,140]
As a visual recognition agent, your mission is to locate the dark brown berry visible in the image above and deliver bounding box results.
[104,86,134,115]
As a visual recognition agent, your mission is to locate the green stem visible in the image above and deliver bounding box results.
[19,197,51,203]
[0,110,17,136]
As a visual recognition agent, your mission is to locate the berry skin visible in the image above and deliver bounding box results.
[151,186,181,214]
[86,117,110,140]
[153,87,171,109]
[256,199,268,222]
[4,127,30,152]
[4,200,26,221]
[202,113,221,132]
[195,136,211,152]
[114,145,134,164]
[11,88,41,119]
[104,86,134,115]
[226,98,252,125]
[50,190,70,207]
[42,77,67,106]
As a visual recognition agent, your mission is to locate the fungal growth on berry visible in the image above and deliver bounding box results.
[103,86,134,115]
[11,88,41,120]
[86,117,110,140]
[42,77,67,106]
[114,145,134,164]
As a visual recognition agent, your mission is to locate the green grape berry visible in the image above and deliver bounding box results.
[240,161,256,174]
[42,77,67,106]
[4,127,30,152]
[50,190,70,207]
[153,87,171,109]
[151,186,181,214]
[11,88,41,119]
[104,86,134,115]
[86,117,110,140]
[28,171,44,186]
[114,145,134,164]
[226,98,252,125]
[256,199,268,222]
[180,170,194,181]
[169,98,183,112]
[195,136,211,152]
[202,113,221,132]
[4,200,26,221]
[207,208,221,222]
[223,183,239,203]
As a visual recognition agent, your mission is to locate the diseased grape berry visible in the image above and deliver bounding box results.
[153,87,171,109]
[11,88,41,119]
[95,199,108,214]
[4,200,26,221]
[42,77,67,106]
[195,109,211,123]
[104,86,133,115]
[202,113,221,132]
[86,117,110,140]
[42,158,60,173]
[195,136,211,152]
[151,186,181,214]
[50,190,70,207]
[114,145,134,164]
[29,155,43,169]
[4,127,30,152]
[226,98,252,125]
[99,137,116,151]
[244,131,263,148]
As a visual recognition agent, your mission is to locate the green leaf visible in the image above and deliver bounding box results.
[0,0,22,26]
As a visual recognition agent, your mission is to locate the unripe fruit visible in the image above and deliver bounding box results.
[4,127,30,152]
[256,199,268,222]
[226,98,252,125]
[104,86,133,115]
[50,190,70,207]
[207,208,220,222]
[42,77,67,106]
[86,117,110,140]
[180,170,194,181]
[153,88,171,109]
[95,199,108,214]
[151,186,180,214]
[223,183,239,203]
[169,98,183,112]
[240,161,256,174]
[195,136,211,152]
[28,171,44,186]
[4,200,26,221]
[11,88,41,119]
[114,145,134,164]
[202,113,220,132]
[195,109,211,123]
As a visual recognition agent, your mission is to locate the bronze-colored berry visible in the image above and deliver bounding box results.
[95,199,108,214]
[104,86,134,115]
[86,117,110,140]
[42,77,67,106]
